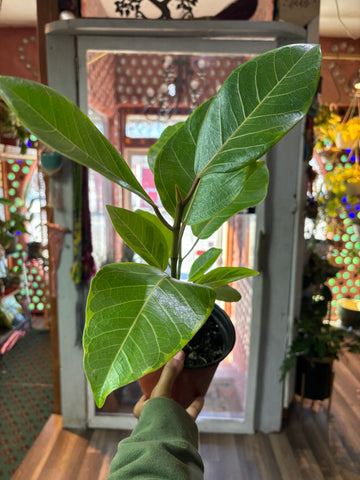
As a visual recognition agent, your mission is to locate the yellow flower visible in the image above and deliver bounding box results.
[336,117,360,143]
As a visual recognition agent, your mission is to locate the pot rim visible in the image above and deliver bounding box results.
[184,303,236,370]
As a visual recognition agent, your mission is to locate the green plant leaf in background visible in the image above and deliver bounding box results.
[0,76,153,205]
[195,266,258,288]
[195,44,321,177]
[84,263,216,407]
[106,206,170,270]
[153,99,213,217]
[147,122,184,172]
[213,285,241,302]
[188,247,222,282]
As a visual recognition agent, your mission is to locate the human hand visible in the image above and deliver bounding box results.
[134,350,204,421]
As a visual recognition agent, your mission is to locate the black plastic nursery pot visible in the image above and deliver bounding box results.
[139,304,236,409]
[295,356,333,401]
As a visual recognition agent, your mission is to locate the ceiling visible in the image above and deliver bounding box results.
[0,0,359,38]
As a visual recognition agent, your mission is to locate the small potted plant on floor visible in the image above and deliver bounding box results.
[281,242,360,401]
[0,44,321,408]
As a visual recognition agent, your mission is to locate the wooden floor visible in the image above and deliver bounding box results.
[12,352,360,480]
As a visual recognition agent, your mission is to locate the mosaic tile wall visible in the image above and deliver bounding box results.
[318,154,360,315]
[2,157,49,315]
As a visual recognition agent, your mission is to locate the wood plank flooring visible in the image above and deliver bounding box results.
[12,352,360,480]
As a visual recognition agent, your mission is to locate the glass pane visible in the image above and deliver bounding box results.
[87,49,257,421]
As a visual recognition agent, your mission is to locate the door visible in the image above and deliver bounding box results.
[46,19,308,432]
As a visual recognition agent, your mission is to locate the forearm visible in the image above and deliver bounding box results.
[107,397,204,480]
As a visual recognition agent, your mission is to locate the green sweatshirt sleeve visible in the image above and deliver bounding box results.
[107,397,204,480]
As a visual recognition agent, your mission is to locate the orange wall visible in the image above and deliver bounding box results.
[0,28,39,81]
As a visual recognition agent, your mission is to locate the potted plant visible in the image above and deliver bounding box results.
[281,245,360,401]
[0,44,321,408]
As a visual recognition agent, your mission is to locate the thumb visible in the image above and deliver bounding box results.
[186,396,205,421]
[151,350,185,398]
[133,394,149,419]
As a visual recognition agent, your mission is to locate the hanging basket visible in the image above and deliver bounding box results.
[317,148,340,165]
[345,179,360,197]
[336,132,358,151]
[41,151,63,176]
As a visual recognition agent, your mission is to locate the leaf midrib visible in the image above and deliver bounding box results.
[113,210,165,269]
[198,48,313,176]
[101,274,166,392]
[1,85,148,198]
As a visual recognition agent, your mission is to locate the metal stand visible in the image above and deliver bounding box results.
[299,366,335,422]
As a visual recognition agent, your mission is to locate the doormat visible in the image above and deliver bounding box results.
[204,377,242,413]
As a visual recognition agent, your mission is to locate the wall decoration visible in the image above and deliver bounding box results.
[81,0,273,21]
[275,0,319,27]
[0,28,39,82]
[114,0,198,19]
[320,37,360,107]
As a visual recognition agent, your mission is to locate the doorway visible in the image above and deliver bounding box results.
[46,19,309,432]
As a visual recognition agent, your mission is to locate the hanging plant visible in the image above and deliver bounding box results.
[313,105,341,152]
[335,116,360,150]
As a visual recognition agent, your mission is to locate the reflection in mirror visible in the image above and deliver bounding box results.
[87,50,256,419]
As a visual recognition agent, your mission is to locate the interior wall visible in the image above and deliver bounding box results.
[320,36,360,107]
[0,28,39,81]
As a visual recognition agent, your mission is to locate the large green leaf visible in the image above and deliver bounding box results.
[147,122,184,172]
[135,209,172,256]
[106,206,169,270]
[0,76,153,205]
[195,266,258,288]
[188,247,222,282]
[153,99,213,217]
[195,44,321,177]
[83,263,215,407]
[190,161,269,238]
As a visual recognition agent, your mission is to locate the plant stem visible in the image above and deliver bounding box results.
[170,186,184,278]
[153,205,173,231]
[182,176,200,207]
[170,176,200,278]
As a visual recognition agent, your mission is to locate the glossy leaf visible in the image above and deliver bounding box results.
[153,99,212,217]
[188,159,268,233]
[194,44,321,177]
[106,206,169,270]
[0,76,153,205]
[135,209,172,256]
[191,161,268,238]
[189,247,222,282]
[195,266,258,288]
[147,122,184,172]
[213,285,241,302]
[83,263,216,407]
